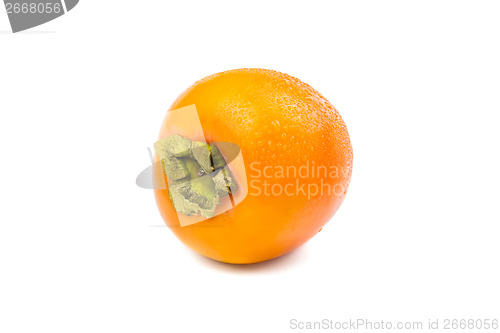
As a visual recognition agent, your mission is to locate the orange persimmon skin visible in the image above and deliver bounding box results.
[154,68,352,264]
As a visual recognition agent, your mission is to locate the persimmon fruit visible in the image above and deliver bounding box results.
[154,68,352,264]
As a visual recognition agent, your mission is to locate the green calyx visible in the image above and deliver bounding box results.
[154,135,237,218]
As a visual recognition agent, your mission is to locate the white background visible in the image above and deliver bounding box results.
[1,1,499,332]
